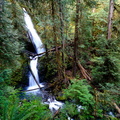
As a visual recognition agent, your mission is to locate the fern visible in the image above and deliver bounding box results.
[2,100,37,120]
[64,79,94,106]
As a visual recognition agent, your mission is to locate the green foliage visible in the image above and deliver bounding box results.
[56,102,80,120]
[0,69,12,85]
[59,79,119,119]
[60,79,95,119]
[19,97,52,120]
[0,85,52,120]
[64,79,94,105]
[0,0,27,92]
[101,82,120,104]
[2,100,37,120]
[90,37,120,85]
[0,85,18,119]
[0,0,26,69]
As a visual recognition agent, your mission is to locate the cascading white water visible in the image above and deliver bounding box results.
[23,8,45,54]
[29,58,39,87]
[23,8,45,91]
[23,8,63,112]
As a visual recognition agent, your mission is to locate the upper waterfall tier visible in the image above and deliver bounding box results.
[23,8,45,54]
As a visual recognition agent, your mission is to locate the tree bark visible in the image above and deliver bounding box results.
[73,0,80,76]
[58,0,65,79]
[51,0,62,80]
[107,0,114,39]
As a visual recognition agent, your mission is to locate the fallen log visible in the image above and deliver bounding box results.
[29,63,42,90]
[33,46,62,57]
[23,42,74,58]
[22,88,39,92]
[77,60,91,81]
[113,102,120,114]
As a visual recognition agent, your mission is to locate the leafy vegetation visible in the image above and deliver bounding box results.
[0,0,120,119]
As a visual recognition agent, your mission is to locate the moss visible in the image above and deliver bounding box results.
[56,95,67,101]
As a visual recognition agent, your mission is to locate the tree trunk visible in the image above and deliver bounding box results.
[73,0,80,76]
[107,0,114,39]
[51,0,61,80]
[58,0,65,80]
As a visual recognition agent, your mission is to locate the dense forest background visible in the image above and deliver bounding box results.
[0,0,120,119]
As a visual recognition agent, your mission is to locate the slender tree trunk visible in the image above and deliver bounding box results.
[44,27,49,76]
[59,0,65,64]
[107,0,114,39]
[73,0,80,76]
[51,0,61,80]
[58,0,65,79]
[51,0,57,49]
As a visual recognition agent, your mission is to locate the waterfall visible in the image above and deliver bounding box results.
[23,8,63,113]
[23,8,45,92]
